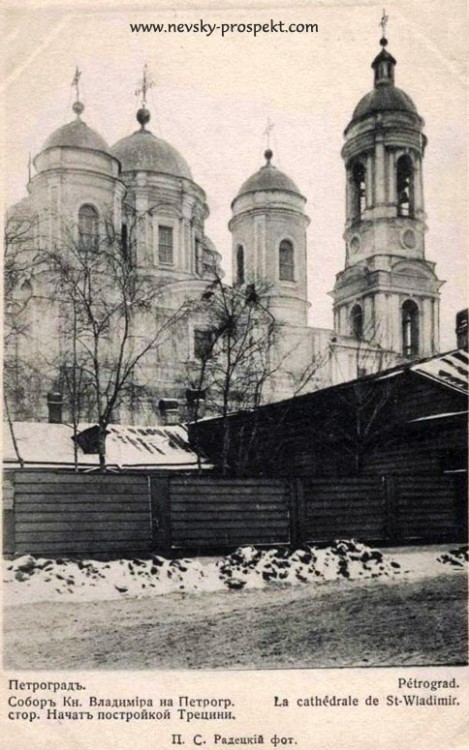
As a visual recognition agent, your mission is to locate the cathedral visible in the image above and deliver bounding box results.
[4,28,443,427]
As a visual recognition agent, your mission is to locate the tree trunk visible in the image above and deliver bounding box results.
[98,424,107,472]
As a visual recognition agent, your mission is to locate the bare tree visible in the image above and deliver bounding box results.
[316,309,406,473]
[3,212,47,464]
[318,375,399,475]
[183,275,284,472]
[35,213,192,469]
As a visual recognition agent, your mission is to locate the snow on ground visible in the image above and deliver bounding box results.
[437,545,468,567]
[3,541,467,606]
[389,544,468,578]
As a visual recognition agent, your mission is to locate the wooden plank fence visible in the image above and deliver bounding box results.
[394,475,462,541]
[11,472,152,558]
[2,470,466,558]
[301,477,386,543]
[301,475,464,544]
[165,477,291,551]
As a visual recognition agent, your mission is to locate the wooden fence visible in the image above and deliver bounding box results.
[3,470,466,558]
[10,472,153,558]
[300,477,386,542]
[163,477,291,551]
[300,475,465,544]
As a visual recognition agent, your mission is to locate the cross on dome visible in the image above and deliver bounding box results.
[135,63,154,108]
[263,118,274,150]
[380,8,389,46]
[71,66,84,117]
[134,64,154,129]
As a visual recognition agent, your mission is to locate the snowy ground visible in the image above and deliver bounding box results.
[3,541,467,606]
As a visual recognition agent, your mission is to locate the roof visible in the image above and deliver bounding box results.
[237,163,301,198]
[412,349,468,394]
[3,422,211,471]
[41,118,110,154]
[352,86,418,120]
[409,411,467,423]
[191,349,468,428]
[111,129,192,178]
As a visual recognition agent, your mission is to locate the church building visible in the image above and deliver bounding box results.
[4,26,443,426]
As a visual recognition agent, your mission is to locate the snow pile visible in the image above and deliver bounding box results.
[217,540,402,590]
[3,554,222,604]
[437,546,468,568]
[4,540,402,604]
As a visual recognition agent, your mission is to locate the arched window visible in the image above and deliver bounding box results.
[236,245,245,285]
[78,204,99,251]
[397,155,414,217]
[279,239,294,281]
[402,300,419,357]
[351,303,364,340]
[352,162,366,219]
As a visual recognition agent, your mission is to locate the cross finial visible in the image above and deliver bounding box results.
[135,63,154,108]
[263,118,274,150]
[71,66,82,102]
[380,9,389,43]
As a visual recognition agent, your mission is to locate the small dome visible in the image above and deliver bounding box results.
[42,119,110,153]
[352,86,418,120]
[237,159,301,198]
[111,129,192,179]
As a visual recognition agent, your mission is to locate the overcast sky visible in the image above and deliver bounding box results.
[3,0,467,350]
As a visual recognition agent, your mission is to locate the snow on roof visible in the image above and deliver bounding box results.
[411,349,468,394]
[408,410,468,423]
[2,422,211,470]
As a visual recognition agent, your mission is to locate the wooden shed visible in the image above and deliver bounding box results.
[190,349,467,478]
[189,350,468,543]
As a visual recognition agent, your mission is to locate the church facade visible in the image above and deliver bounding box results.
[4,31,442,426]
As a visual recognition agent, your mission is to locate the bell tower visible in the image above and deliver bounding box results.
[332,19,443,359]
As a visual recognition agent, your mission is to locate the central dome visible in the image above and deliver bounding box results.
[237,151,301,198]
[111,129,192,179]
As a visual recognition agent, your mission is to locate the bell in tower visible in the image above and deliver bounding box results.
[332,13,443,360]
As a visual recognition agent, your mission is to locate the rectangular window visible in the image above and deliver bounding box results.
[194,329,214,360]
[158,225,174,265]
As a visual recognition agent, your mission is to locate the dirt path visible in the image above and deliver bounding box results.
[4,572,467,670]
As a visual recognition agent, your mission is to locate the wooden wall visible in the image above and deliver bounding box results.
[3,470,466,559]
[395,475,463,541]
[3,474,15,556]
[11,471,152,558]
[300,475,465,544]
[166,477,291,550]
[189,372,467,479]
[302,477,386,542]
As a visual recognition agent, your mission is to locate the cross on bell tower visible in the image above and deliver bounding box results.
[380,8,389,41]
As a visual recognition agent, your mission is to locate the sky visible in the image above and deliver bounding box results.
[2,0,467,351]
